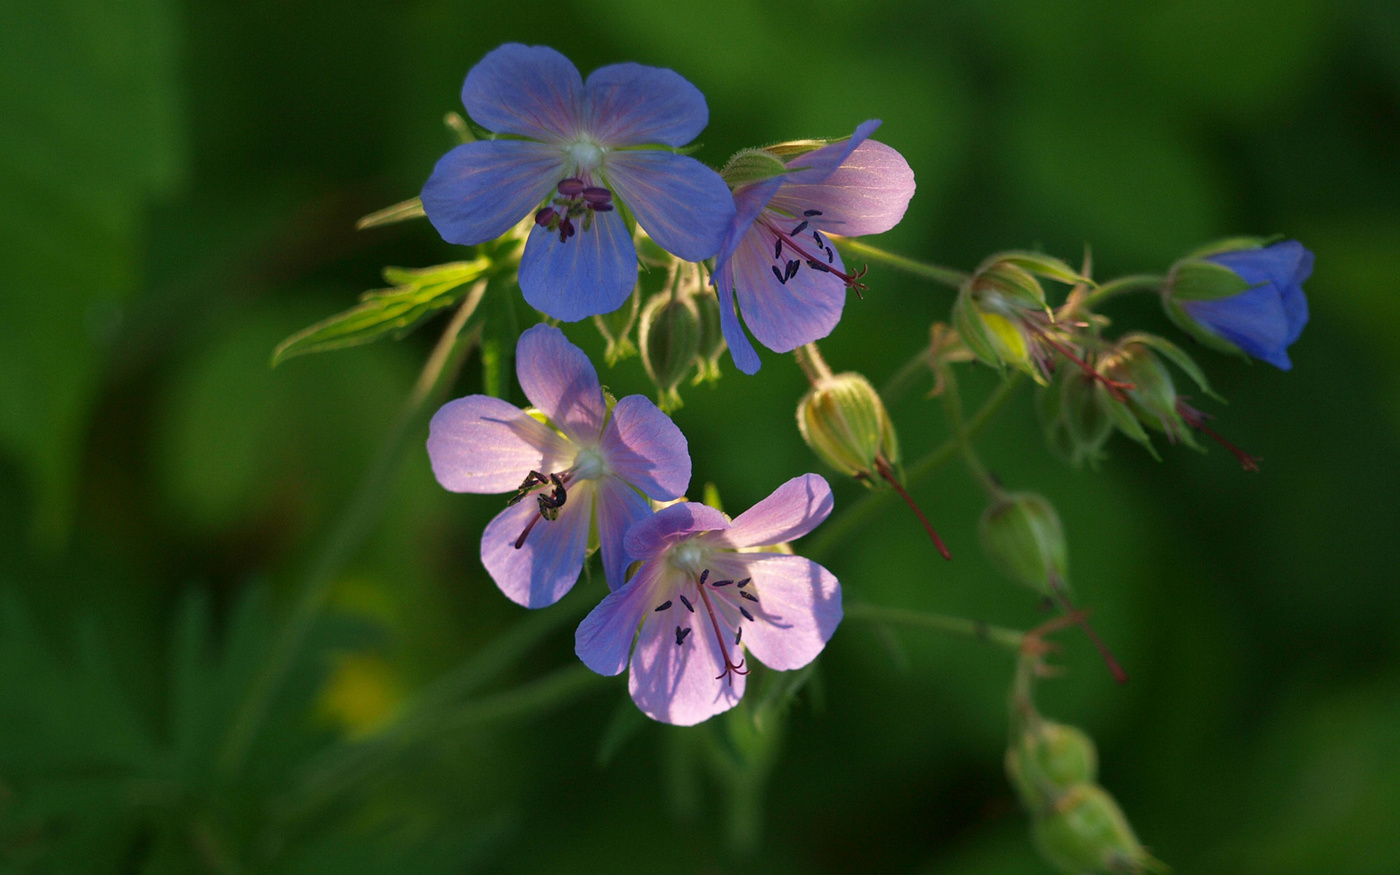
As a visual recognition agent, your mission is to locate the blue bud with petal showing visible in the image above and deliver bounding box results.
[1162,239,1313,370]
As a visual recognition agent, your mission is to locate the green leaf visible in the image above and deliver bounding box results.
[271,259,490,366]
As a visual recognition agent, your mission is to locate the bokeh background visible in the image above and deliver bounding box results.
[3,0,1399,872]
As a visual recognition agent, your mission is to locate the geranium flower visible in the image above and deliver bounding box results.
[713,120,916,374]
[427,324,690,608]
[420,43,735,323]
[575,474,842,726]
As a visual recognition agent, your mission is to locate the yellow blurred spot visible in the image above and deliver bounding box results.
[317,652,402,737]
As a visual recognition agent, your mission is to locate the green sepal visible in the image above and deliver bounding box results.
[720,148,789,188]
[271,259,491,366]
[593,283,642,367]
[953,291,1004,372]
[995,251,1093,288]
[443,111,475,144]
[975,261,1049,311]
[1122,332,1222,402]
[1162,297,1250,361]
[1167,259,1254,301]
[1183,235,1276,260]
[1101,382,1160,460]
[355,197,426,230]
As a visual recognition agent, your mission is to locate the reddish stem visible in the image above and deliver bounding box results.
[1049,576,1128,685]
[874,456,951,561]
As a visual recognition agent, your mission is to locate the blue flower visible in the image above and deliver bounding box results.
[421,44,735,322]
[1177,240,1313,370]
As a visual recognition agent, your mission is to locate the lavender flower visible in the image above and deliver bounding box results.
[420,44,735,323]
[713,120,916,374]
[575,474,842,726]
[427,324,690,608]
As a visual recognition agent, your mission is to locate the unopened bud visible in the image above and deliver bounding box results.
[1031,784,1165,875]
[1038,368,1114,468]
[796,372,898,480]
[639,292,701,412]
[693,290,726,384]
[1006,720,1099,813]
[979,492,1067,598]
[720,148,789,188]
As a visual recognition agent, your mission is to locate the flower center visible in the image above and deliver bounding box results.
[534,177,615,243]
[572,445,607,481]
[762,208,870,296]
[652,568,756,686]
[566,139,606,173]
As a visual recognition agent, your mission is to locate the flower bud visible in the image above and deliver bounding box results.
[1031,784,1165,875]
[639,292,701,412]
[979,492,1067,598]
[953,252,1086,383]
[796,372,898,480]
[593,282,641,367]
[1037,368,1114,468]
[692,290,726,384]
[1006,720,1099,812]
[1163,238,1312,370]
[719,148,789,188]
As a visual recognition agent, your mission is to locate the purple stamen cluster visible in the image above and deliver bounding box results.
[534,177,615,242]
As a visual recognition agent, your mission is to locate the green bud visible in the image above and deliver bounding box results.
[692,290,726,384]
[1006,720,1099,812]
[639,292,701,412]
[1031,784,1166,874]
[1037,368,1114,468]
[593,283,641,367]
[952,253,1075,383]
[720,148,789,188]
[979,492,1068,597]
[796,372,898,480]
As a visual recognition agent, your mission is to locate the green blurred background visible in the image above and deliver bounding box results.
[3,0,1399,872]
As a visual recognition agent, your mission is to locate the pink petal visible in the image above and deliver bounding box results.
[583,62,709,148]
[594,475,653,591]
[574,559,665,676]
[719,473,834,549]
[624,502,731,562]
[628,599,745,726]
[731,222,846,353]
[514,324,606,445]
[599,394,691,500]
[768,139,916,238]
[712,276,762,375]
[461,43,583,142]
[427,395,574,493]
[733,554,842,671]
[781,119,881,185]
[480,480,593,608]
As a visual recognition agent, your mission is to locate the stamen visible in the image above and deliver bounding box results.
[739,590,758,603]
[772,265,787,285]
[739,606,755,622]
[654,600,672,612]
[534,207,557,227]
[735,627,743,644]
[785,259,800,280]
[774,238,783,259]
[679,594,695,613]
[813,230,824,247]
[697,569,709,586]
[582,186,612,206]
[803,209,822,217]
[710,578,733,587]
[557,217,575,243]
[675,626,691,646]
[736,578,750,588]
[513,512,544,550]
[791,220,809,235]
[557,178,584,197]
[693,569,750,685]
[761,218,870,295]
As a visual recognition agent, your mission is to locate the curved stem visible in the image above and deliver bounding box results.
[844,602,1025,652]
[219,285,486,775]
[880,343,933,406]
[1078,274,1164,311]
[835,238,969,289]
[936,363,1006,501]
[794,341,835,386]
[806,373,1022,562]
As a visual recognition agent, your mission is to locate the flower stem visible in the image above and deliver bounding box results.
[794,341,835,386]
[874,455,950,560]
[806,374,1021,562]
[1078,274,1164,311]
[218,284,487,776]
[936,363,1005,501]
[835,238,969,289]
[879,342,934,405]
[844,602,1025,652]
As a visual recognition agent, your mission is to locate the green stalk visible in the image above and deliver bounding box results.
[844,603,1025,652]
[218,284,487,775]
[1079,274,1164,310]
[836,238,969,289]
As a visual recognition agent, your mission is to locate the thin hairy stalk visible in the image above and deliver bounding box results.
[794,341,835,386]
[937,363,1006,500]
[1078,274,1165,311]
[219,284,487,775]
[844,603,1025,652]
[835,238,969,288]
[806,374,1022,562]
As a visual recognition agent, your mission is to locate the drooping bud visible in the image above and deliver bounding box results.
[953,251,1089,383]
[1006,720,1099,813]
[593,282,641,367]
[796,372,898,480]
[979,492,1068,598]
[1098,332,1222,458]
[1037,367,1115,468]
[1031,784,1166,875]
[639,292,701,412]
[719,148,790,189]
[692,290,726,384]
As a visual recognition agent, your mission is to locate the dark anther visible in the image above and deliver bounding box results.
[736,578,750,588]
[507,470,550,506]
[557,218,575,242]
[739,590,758,603]
[803,209,822,217]
[739,606,755,622]
[826,246,834,263]
[534,207,557,227]
[675,626,691,646]
[813,230,824,247]
[791,220,809,235]
[785,259,800,280]
[710,578,733,587]
[679,594,695,613]
[557,178,584,197]
[774,238,783,259]
[734,627,743,644]
[592,203,614,212]
[697,569,710,586]
[772,265,787,285]
[582,186,612,205]
[806,259,829,273]
[536,473,567,521]
[654,600,672,612]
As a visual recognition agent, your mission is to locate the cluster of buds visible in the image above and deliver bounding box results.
[633,256,727,412]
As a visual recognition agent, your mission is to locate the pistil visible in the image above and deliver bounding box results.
[764,212,870,297]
